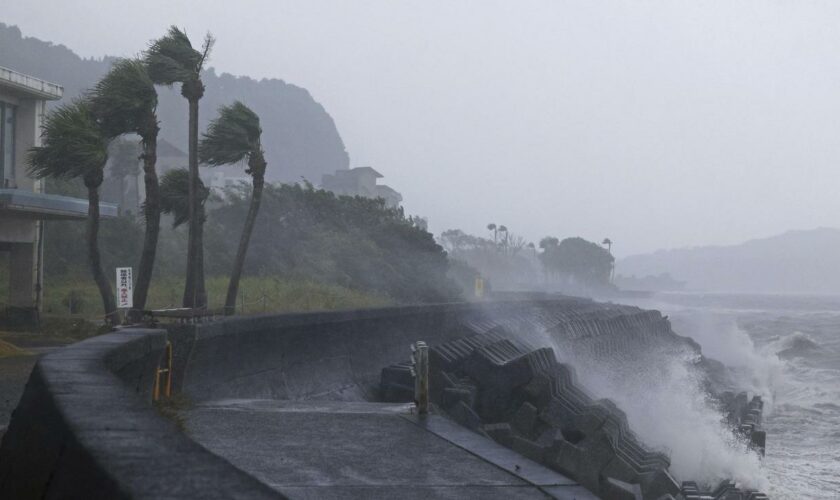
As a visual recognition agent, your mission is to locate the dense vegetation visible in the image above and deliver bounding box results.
[441,228,615,294]
[41,181,460,310]
[538,236,614,288]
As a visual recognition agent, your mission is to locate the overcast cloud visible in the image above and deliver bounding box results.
[4,0,839,256]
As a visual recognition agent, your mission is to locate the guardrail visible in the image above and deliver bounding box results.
[0,66,63,99]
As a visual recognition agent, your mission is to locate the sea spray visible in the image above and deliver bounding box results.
[564,347,769,490]
[670,311,784,404]
[526,308,773,490]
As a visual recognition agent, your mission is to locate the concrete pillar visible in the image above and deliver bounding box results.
[9,242,34,307]
[14,99,42,191]
[32,221,44,311]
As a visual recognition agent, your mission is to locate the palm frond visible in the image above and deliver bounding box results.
[90,58,157,138]
[198,32,216,72]
[144,26,202,85]
[199,101,262,166]
[27,100,108,184]
[159,167,209,227]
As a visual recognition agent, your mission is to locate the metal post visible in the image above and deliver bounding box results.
[411,341,429,415]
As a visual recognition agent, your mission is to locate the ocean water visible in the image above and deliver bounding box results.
[630,292,840,499]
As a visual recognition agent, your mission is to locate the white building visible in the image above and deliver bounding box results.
[0,66,116,318]
[321,166,403,208]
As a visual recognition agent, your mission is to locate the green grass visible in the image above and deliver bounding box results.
[42,274,392,319]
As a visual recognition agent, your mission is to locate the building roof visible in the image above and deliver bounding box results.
[349,166,383,178]
[0,189,117,220]
[0,66,63,100]
[375,185,401,197]
[157,138,187,158]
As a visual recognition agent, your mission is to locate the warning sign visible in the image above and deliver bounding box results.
[116,267,133,309]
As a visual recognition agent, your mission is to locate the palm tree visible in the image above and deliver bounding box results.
[602,238,614,283]
[90,58,160,322]
[498,225,508,253]
[487,223,497,244]
[28,101,119,325]
[199,102,266,315]
[145,26,214,309]
[159,168,209,276]
[527,241,536,257]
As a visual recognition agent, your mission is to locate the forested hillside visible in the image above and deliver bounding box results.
[0,23,349,183]
[617,227,840,294]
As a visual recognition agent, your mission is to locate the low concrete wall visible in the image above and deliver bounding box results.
[0,328,281,499]
[179,302,518,402]
[0,298,672,498]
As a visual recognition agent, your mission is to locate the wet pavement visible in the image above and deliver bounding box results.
[182,399,596,499]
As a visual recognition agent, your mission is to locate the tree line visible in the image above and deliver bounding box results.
[441,227,614,292]
[42,183,459,307]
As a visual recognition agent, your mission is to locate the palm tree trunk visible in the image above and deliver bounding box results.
[224,171,265,315]
[183,92,206,308]
[87,185,119,325]
[195,205,206,307]
[130,129,160,322]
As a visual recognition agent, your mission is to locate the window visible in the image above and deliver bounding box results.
[0,102,15,187]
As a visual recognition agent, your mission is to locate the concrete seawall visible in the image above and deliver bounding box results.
[0,298,753,499]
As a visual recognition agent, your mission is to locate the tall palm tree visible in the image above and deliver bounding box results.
[145,26,214,309]
[199,102,266,315]
[90,58,159,322]
[602,238,614,283]
[498,225,508,253]
[28,101,119,325]
[487,223,497,244]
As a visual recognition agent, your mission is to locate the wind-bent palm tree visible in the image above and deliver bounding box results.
[498,225,508,253]
[90,58,159,321]
[28,101,119,325]
[487,223,497,244]
[199,102,266,315]
[145,26,214,309]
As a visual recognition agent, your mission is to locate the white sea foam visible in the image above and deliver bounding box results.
[671,311,784,404]
[531,308,776,491]
[567,348,770,491]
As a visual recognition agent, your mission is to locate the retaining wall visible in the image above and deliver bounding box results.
[0,298,676,499]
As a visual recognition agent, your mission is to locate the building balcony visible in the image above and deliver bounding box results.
[0,189,117,220]
[0,66,63,101]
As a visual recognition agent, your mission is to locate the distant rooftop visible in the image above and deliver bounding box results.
[349,166,383,178]
[157,138,186,158]
[0,66,63,100]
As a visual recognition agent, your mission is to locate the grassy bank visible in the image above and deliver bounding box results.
[42,275,392,319]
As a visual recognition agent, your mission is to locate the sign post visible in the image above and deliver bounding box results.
[474,277,484,298]
[116,267,133,309]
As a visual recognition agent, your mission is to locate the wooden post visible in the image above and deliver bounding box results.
[412,341,429,415]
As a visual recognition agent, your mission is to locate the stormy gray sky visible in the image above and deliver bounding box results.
[5,1,840,256]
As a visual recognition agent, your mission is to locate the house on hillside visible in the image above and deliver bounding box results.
[155,138,187,176]
[102,137,189,215]
[321,166,403,208]
[0,66,116,322]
